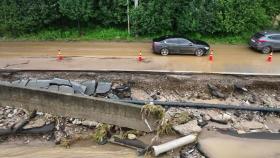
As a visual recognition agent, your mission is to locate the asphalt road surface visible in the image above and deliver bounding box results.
[0,41,279,75]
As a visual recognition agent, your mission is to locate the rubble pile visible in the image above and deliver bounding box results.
[0,72,280,157]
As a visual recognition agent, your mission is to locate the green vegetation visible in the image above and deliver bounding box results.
[141,104,165,120]
[15,27,133,41]
[91,123,111,143]
[0,0,279,44]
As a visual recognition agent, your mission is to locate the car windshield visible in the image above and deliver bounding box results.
[253,33,264,39]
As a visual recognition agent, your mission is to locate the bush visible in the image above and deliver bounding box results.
[131,0,275,36]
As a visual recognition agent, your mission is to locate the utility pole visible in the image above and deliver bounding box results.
[127,0,130,35]
[134,0,138,8]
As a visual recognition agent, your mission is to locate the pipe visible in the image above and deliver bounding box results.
[117,100,280,113]
[152,134,197,156]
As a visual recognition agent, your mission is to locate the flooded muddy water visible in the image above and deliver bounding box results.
[0,141,136,158]
[1,41,280,76]
[198,130,280,158]
[0,41,152,57]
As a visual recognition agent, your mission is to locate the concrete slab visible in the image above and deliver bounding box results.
[48,85,59,92]
[81,80,96,96]
[37,80,50,89]
[11,80,21,86]
[50,78,71,86]
[70,81,86,94]
[96,82,112,95]
[26,79,37,88]
[0,83,158,132]
[19,79,29,87]
[0,81,11,85]
[59,85,74,94]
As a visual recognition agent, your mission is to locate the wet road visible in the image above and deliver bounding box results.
[0,41,280,75]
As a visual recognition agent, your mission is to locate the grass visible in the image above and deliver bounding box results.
[171,111,192,125]
[91,123,111,143]
[141,104,165,120]
[0,27,252,44]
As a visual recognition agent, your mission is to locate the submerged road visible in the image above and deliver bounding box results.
[0,41,279,75]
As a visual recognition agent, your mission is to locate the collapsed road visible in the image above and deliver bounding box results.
[0,71,280,158]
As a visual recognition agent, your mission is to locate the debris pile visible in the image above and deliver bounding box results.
[0,72,280,157]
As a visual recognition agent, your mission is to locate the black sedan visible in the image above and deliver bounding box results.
[152,36,210,56]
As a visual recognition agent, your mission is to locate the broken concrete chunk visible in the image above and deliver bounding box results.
[206,111,231,124]
[239,121,264,131]
[0,80,11,85]
[131,89,152,101]
[113,84,131,98]
[206,122,232,130]
[127,133,137,140]
[95,82,112,95]
[11,80,21,87]
[23,118,46,129]
[81,120,98,127]
[207,83,219,92]
[107,93,120,100]
[26,79,37,88]
[264,117,280,133]
[36,80,51,89]
[72,119,82,125]
[207,83,225,99]
[81,80,96,96]
[172,120,202,135]
[71,81,86,94]
[210,90,225,99]
[234,83,248,92]
[50,78,71,86]
[48,85,59,92]
[19,79,29,87]
[59,86,74,94]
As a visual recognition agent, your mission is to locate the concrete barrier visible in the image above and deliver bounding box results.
[0,83,157,132]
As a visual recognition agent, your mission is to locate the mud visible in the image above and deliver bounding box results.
[0,141,136,158]
[1,41,280,75]
[0,41,152,57]
[199,130,280,158]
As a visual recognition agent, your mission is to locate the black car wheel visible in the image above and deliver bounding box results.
[195,48,204,56]
[261,46,271,54]
[160,48,169,56]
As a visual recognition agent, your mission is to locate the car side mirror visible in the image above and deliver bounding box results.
[189,43,193,46]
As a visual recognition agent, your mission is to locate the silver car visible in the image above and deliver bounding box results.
[249,31,280,54]
[152,36,210,56]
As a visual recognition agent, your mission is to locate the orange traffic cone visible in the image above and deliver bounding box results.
[57,49,63,61]
[267,52,273,62]
[209,50,214,62]
[138,51,143,62]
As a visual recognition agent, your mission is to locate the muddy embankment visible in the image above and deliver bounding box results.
[0,71,280,158]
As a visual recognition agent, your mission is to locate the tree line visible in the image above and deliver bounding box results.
[0,0,279,37]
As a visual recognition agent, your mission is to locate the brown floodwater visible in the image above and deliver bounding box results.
[198,130,280,158]
[0,41,152,57]
[0,141,137,158]
[0,41,280,74]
